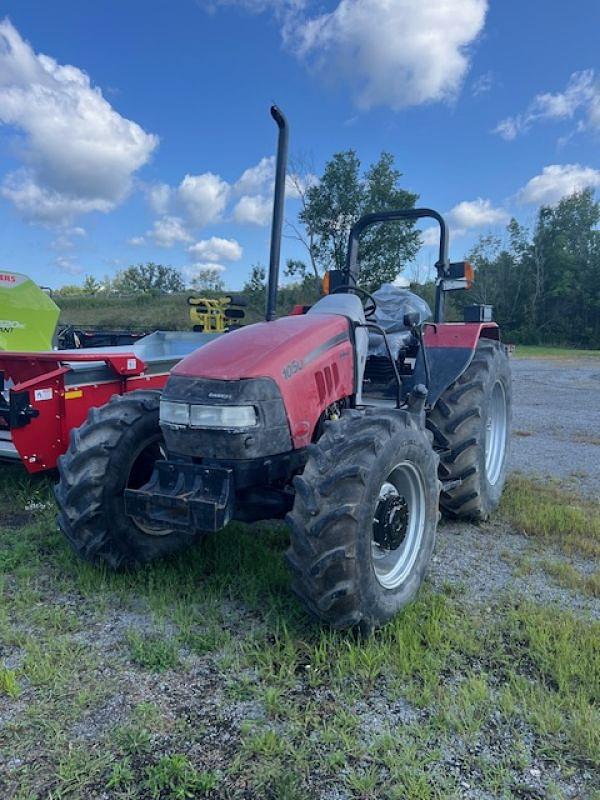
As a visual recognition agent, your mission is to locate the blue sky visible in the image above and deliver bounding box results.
[0,0,598,289]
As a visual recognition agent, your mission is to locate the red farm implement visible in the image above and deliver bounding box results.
[0,331,216,473]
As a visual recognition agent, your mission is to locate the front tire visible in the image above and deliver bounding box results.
[427,339,511,520]
[286,410,439,632]
[55,390,198,569]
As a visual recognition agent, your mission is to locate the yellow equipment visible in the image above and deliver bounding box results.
[187,294,247,333]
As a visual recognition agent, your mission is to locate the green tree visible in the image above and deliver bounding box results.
[190,268,225,293]
[113,263,184,294]
[55,284,84,296]
[465,189,600,348]
[243,264,266,293]
[290,150,420,291]
[82,275,102,295]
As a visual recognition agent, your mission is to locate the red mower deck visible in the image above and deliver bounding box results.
[0,331,216,472]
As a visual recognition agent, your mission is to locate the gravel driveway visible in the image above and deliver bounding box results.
[509,356,600,497]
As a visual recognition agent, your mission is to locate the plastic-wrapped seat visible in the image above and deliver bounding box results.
[368,283,432,360]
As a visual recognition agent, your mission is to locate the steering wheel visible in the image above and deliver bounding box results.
[332,284,377,319]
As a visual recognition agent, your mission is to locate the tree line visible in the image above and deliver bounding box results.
[57,149,600,349]
[460,190,600,348]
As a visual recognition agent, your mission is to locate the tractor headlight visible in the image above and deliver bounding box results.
[189,404,257,429]
[160,400,190,428]
[160,399,257,429]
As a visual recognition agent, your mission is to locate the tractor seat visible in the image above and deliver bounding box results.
[367,283,432,360]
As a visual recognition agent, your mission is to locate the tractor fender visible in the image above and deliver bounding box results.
[414,323,500,408]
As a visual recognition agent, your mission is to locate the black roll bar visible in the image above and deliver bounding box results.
[265,105,289,322]
[343,208,450,322]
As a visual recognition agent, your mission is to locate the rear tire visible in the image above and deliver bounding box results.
[427,338,511,520]
[55,390,198,569]
[286,409,439,632]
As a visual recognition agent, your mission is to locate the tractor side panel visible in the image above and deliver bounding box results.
[277,335,354,448]
[417,322,499,408]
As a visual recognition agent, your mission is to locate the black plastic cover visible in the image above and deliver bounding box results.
[464,305,494,323]
[161,375,292,460]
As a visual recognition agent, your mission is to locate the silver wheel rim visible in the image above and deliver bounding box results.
[485,381,507,486]
[371,462,425,590]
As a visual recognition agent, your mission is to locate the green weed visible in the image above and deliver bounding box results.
[145,754,218,799]
[501,475,600,557]
[126,631,180,672]
[0,664,19,697]
[542,559,600,597]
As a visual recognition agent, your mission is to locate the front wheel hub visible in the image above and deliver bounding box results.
[371,462,426,590]
[373,484,409,551]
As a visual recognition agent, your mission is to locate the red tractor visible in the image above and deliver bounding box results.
[55,108,511,632]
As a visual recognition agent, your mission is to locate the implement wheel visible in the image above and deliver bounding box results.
[427,338,511,520]
[286,409,439,632]
[55,390,198,569]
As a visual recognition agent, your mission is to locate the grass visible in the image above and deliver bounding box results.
[500,474,600,557]
[0,467,598,798]
[56,292,192,332]
[0,665,20,697]
[541,559,600,598]
[127,630,181,672]
[513,344,600,359]
[145,754,219,799]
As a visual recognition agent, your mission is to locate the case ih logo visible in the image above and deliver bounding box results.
[0,320,25,333]
[0,273,17,284]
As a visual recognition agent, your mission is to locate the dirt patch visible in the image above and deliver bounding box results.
[430,519,599,620]
[509,357,600,498]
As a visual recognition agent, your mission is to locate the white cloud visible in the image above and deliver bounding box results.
[517,164,600,206]
[233,194,273,225]
[138,153,310,238]
[290,0,488,110]
[421,224,466,248]
[207,0,306,14]
[128,235,146,246]
[0,19,158,224]
[420,226,441,247]
[146,182,172,215]
[148,216,193,247]
[448,198,509,228]
[188,236,242,262]
[235,156,275,195]
[177,172,230,227]
[55,255,82,275]
[50,225,86,251]
[494,70,600,140]
[493,118,520,141]
[203,0,487,110]
[230,155,316,225]
[472,71,493,97]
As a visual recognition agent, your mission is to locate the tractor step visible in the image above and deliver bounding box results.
[124,460,235,533]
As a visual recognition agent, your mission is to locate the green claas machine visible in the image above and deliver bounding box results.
[0,271,148,351]
[0,271,60,351]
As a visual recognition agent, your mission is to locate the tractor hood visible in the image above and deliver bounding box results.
[171,313,351,382]
[167,313,356,450]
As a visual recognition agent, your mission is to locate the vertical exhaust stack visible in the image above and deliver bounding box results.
[266,105,289,322]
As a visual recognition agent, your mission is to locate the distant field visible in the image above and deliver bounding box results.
[514,344,600,359]
[56,292,195,332]
[54,291,293,332]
